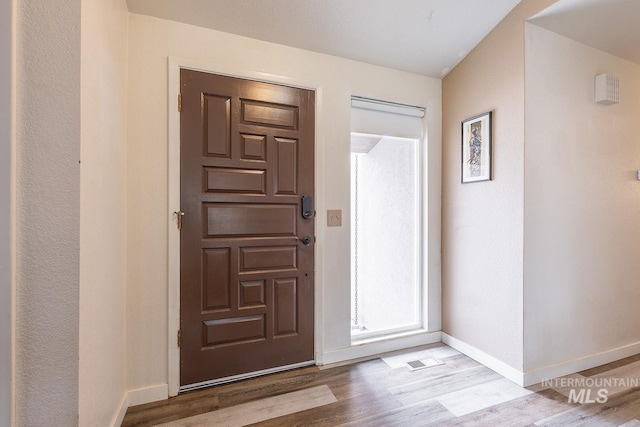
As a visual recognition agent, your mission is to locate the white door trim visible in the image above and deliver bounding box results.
[167,57,324,396]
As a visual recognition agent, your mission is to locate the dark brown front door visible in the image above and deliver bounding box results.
[179,70,315,386]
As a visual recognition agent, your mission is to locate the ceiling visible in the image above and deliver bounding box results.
[530,0,640,66]
[126,0,521,78]
[126,0,640,79]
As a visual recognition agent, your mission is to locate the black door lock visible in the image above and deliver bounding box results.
[301,195,313,219]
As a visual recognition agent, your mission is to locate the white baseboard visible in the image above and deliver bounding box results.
[126,383,169,407]
[441,333,525,386]
[111,384,169,426]
[523,341,640,386]
[110,393,128,427]
[321,331,441,365]
[442,333,640,388]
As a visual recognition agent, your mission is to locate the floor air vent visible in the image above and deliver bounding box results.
[406,358,443,371]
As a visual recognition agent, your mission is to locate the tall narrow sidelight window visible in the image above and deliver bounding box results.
[350,97,425,340]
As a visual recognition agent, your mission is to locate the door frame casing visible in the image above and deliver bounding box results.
[167,57,324,397]
[1,0,15,423]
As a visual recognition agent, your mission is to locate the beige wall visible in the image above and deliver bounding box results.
[1,0,14,424]
[524,24,640,372]
[443,0,640,381]
[12,3,640,422]
[126,13,441,393]
[79,0,129,425]
[442,0,555,371]
[15,0,81,425]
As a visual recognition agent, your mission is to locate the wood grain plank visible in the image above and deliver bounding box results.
[158,385,336,427]
[444,388,575,427]
[255,387,403,426]
[122,344,640,427]
[338,398,454,427]
[535,388,640,427]
[580,354,640,377]
[389,365,503,405]
[436,378,533,417]
[121,389,219,427]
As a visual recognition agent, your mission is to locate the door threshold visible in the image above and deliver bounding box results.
[179,360,316,393]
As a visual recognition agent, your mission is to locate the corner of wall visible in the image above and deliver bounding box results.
[522,15,640,374]
[78,0,130,425]
[441,0,532,372]
[442,333,525,386]
[110,384,169,427]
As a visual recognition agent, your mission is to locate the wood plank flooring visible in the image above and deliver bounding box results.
[122,343,640,426]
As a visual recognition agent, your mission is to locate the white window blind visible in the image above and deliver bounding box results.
[350,96,425,139]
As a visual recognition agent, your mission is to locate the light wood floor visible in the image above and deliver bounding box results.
[122,343,640,426]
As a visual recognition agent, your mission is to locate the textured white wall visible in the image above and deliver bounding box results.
[355,138,419,332]
[16,0,82,425]
[126,13,441,392]
[79,0,129,425]
[1,0,14,424]
[524,24,640,371]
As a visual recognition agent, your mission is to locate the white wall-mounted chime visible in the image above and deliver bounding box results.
[594,73,619,105]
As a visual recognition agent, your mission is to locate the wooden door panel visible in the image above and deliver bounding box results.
[203,315,266,347]
[274,278,298,336]
[203,95,231,158]
[204,167,267,195]
[241,99,299,130]
[240,134,267,162]
[239,246,298,273]
[180,70,314,386]
[239,280,265,308]
[202,248,231,311]
[204,204,297,237]
[275,137,298,194]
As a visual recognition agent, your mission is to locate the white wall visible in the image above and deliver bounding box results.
[15,0,82,425]
[354,138,419,332]
[79,0,129,425]
[127,13,441,394]
[524,24,640,372]
[1,0,14,424]
[442,2,527,372]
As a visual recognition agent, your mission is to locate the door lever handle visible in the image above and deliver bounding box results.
[298,236,312,246]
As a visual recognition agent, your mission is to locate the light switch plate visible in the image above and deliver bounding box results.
[327,210,342,227]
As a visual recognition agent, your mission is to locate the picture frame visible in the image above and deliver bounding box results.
[461,111,492,183]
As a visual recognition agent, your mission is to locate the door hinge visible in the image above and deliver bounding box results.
[175,210,185,230]
[178,93,182,112]
[177,329,181,348]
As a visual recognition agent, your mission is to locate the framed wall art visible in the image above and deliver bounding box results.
[461,111,492,183]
